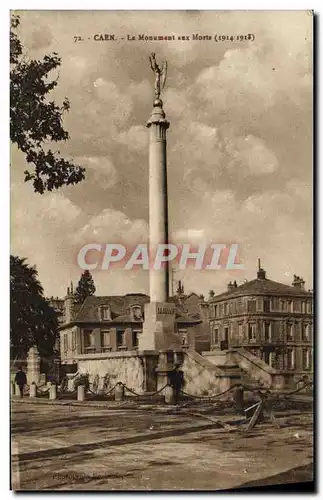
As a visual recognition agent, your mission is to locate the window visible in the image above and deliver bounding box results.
[287,300,293,313]
[302,349,311,370]
[280,300,286,312]
[72,331,76,350]
[263,300,271,313]
[268,352,275,368]
[213,305,218,318]
[236,299,243,314]
[213,327,219,344]
[247,300,257,313]
[287,348,295,370]
[117,331,125,348]
[306,301,312,314]
[293,301,300,313]
[63,334,68,353]
[248,324,257,341]
[304,324,311,341]
[179,329,188,347]
[301,324,311,341]
[264,322,271,342]
[263,350,272,365]
[83,329,95,353]
[301,301,306,314]
[238,323,243,339]
[286,323,294,342]
[131,305,142,321]
[223,303,228,316]
[101,330,111,352]
[101,306,111,321]
[272,298,279,311]
[132,330,141,349]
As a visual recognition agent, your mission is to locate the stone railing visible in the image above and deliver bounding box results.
[229,348,285,390]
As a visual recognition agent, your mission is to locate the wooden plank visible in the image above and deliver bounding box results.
[246,400,265,432]
[188,411,234,430]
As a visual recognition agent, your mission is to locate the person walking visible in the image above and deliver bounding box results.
[14,366,27,398]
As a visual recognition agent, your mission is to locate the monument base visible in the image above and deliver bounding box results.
[138,302,182,351]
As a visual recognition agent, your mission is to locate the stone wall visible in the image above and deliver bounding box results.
[77,352,145,393]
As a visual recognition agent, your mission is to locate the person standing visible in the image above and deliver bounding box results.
[14,366,27,398]
[168,363,185,403]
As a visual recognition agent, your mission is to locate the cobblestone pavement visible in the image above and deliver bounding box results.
[11,400,314,491]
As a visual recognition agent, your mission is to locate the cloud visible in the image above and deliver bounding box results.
[117,126,148,151]
[75,208,148,246]
[75,156,118,189]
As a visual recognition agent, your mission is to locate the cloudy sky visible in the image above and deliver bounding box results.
[11,10,313,298]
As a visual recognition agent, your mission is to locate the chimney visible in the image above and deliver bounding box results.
[64,284,75,324]
[208,290,215,301]
[233,280,238,288]
[176,280,184,296]
[227,281,235,291]
[292,275,305,289]
[257,259,266,279]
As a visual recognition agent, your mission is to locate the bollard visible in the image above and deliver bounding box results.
[15,384,21,397]
[233,386,244,411]
[77,385,85,402]
[11,381,16,397]
[164,385,175,405]
[30,382,37,398]
[49,383,57,400]
[115,383,124,402]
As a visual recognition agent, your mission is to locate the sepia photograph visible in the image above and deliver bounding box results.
[10,9,314,491]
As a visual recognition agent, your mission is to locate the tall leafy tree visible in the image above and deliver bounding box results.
[10,255,58,358]
[74,270,96,304]
[10,14,85,194]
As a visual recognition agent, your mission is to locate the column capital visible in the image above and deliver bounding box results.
[147,101,170,129]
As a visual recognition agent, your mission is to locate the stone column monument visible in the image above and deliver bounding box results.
[27,346,40,385]
[139,53,181,352]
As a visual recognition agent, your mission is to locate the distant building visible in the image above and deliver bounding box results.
[59,284,209,366]
[48,296,65,326]
[208,263,313,383]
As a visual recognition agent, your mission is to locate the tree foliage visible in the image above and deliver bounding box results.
[10,255,58,358]
[74,270,96,304]
[10,14,85,194]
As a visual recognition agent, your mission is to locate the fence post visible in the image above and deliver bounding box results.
[49,383,57,400]
[115,383,124,402]
[15,384,20,397]
[11,381,16,397]
[165,385,175,404]
[30,382,37,398]
[77,385,85,402]
[232,386,244,411]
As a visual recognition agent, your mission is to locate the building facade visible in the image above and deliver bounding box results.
[208,266,313,383]
[59,287,209,366]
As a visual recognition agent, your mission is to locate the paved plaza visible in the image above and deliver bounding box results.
[11,399,313,491]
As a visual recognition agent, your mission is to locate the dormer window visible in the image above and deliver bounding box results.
[100,306,111,321]
[131,305,143,321]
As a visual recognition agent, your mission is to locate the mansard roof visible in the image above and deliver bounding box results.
[69,293,202,325]
[211,277,313,302]
[74,294,149,323]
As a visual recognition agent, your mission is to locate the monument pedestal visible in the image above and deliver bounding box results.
[139,302,182,351]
